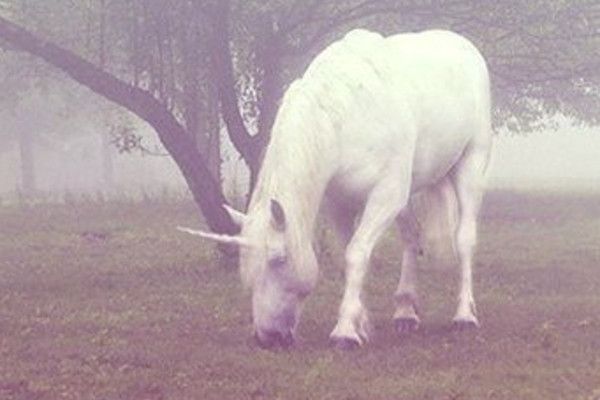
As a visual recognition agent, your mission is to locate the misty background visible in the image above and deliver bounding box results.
[3,102,600,203]
[2,1,600,230]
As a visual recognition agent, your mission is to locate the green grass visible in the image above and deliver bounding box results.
[1,191,599,400]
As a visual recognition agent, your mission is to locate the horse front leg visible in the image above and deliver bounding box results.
[393,209,422,333]
[330,179,409,349]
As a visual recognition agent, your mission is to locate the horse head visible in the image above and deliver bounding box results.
[178,199,317,348]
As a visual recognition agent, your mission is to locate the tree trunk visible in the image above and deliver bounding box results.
[206,1,262,182]
[0,15,238,236]
[100,130,114,191]
[18,127,35,197]
[206,124,222,186]
[255,34,285,178]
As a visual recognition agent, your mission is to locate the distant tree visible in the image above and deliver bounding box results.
[0,49,120,196]
[0,50,55,196]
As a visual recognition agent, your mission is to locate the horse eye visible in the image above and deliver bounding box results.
[268,255,287,269]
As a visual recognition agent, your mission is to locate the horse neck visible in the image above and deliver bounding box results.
[249,125,334,245]
[248,79,339,249]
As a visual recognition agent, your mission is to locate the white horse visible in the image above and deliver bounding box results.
[180,29,492,349]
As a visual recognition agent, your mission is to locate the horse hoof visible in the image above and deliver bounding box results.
[452,319,479,331]
[395,318,419,334]
[330,336,361,351]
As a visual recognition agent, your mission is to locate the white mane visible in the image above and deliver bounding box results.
[241,30,397,282]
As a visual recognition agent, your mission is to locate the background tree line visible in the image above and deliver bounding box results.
[1,0,600,235]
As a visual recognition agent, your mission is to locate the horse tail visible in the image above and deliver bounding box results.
[417,177,459,263]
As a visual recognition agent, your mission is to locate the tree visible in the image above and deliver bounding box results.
[0,48,64,196]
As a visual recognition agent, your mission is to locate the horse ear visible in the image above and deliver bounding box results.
[270,199,286,231]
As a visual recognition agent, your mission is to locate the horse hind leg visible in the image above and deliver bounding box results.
[393,205,422,334]
[450,145,488,329]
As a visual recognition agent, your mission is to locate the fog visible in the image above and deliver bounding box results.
[489,125,600,192]
[0,85,598,203]
[2,114,599,203]
[2,3,600,396]
[0,132,186,199]
[0,89,249,203]
[0,94,189,203]
[1,0,599,209]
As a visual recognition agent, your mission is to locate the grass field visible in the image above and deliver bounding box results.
[1,191,599,400]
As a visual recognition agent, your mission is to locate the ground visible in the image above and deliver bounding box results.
[0,191,599,400]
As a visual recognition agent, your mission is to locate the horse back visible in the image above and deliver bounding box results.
[311,30,492,195]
